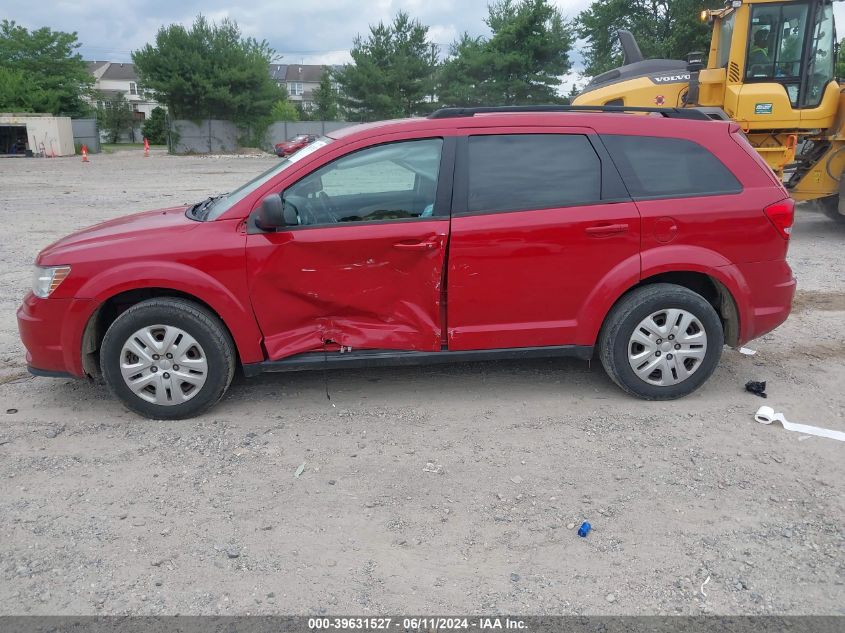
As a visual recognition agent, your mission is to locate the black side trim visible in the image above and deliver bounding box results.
[587,135,629,201]
[243,345,594,377]
[27,366,74,379]
[433,136,456,217]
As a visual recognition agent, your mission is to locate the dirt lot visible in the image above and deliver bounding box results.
[0,149,843,616]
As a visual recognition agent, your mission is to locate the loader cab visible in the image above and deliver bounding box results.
[710,0,839,129]
[741,0,835,108]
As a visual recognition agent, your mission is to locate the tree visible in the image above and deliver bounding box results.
[437,34,490,107]
[271,99,300,121]
[97,92,134,143]
[295,102,314,121]
[132,15,282,124]
[563,82,581,105]
[0,20,93,116]
[438,0,573,106]
[142,106,167,144]
[578,0,720,76]
[312,68,339,120]
[335,12,438,121]
[836,38,845,80]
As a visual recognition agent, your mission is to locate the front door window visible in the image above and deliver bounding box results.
[284,138,443,226]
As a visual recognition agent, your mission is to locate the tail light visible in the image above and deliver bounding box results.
[764,198,795,240]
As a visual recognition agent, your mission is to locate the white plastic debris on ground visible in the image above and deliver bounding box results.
[755,406,845,442]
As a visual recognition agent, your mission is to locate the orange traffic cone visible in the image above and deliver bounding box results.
[143,137,150,158]
[81,145,89,163]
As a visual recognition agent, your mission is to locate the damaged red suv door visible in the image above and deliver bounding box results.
[246,137,453,358]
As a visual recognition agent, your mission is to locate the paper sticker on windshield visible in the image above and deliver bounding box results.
[755,103,773,115]
[288,139,329,163]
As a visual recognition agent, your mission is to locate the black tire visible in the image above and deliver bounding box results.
[816,195,845,223]
[100,298,236,419]
[598,284,724,400]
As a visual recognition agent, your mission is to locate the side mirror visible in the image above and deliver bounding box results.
[255,194,298,230]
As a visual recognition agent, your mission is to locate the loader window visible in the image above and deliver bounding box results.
[745,2,809,104]
[802,3,835,108]
[716,12,735,68]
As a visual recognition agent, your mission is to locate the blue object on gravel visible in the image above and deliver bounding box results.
[578,521,591,537]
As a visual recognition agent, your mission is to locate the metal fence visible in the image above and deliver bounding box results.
[168,119,355,154]
[71,118,100,153]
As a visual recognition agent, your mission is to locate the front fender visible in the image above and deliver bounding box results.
[73,261,264,366]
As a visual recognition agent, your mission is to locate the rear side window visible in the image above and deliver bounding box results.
[468,134,601,213]
[601,135,742,199]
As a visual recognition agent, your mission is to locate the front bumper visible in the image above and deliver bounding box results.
[17,293,95,378]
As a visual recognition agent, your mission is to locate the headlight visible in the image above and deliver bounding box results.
[32,265,71,298]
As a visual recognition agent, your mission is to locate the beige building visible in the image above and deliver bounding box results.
[0,113,75,157]
[269,64,337,112]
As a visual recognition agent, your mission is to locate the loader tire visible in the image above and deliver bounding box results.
[817,195,845,224]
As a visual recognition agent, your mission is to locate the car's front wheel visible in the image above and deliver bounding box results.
[100,298,236,419]
[599,284,724,400]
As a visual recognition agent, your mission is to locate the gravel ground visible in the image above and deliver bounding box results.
[0,149,843,616]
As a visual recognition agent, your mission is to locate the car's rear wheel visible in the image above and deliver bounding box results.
[100,298,235,419]
[599,284,724,400]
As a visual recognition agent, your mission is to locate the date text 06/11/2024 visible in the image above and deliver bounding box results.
[307,617,528,630]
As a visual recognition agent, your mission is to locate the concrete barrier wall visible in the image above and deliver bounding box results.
[170,120,241,154]
[71,118,100,153]
[169,119,356,154]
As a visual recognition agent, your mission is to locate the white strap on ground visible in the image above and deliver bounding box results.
[755,406,845,442]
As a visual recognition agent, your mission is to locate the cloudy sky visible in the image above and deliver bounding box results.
[6,0,845,90]
[6,0,593,87]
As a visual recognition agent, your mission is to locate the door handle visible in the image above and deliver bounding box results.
[393,238,440,251]
[585,223,629,237]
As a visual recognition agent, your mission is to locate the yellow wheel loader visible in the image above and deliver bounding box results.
[573,0,845,222]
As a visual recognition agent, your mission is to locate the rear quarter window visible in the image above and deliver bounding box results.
[601,134,742,199]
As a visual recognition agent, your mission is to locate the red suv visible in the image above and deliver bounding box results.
[18,106,796,419]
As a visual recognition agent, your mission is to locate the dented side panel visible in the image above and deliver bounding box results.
[246,220,449,360]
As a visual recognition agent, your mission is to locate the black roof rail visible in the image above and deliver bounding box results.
[427,105,712,121]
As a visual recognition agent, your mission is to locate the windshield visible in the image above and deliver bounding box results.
[204,137,332,220]
[745,2,809,83]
